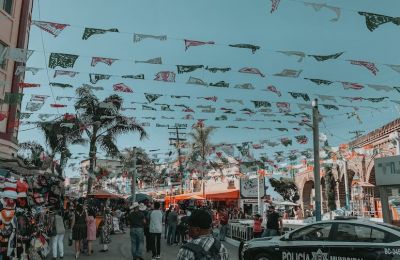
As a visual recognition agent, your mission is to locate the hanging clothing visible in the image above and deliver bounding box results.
[101,213,112,244]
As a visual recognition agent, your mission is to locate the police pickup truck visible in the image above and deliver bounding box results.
[241,217,400,260]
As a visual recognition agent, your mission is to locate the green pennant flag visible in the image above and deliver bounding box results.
[251,100,271,108]
[288,92,310,102]
[209,81,229,88]
[49,53,79,69]
[322,104,339,110]
[358,12,400,31]
[228,43,260,54]
[2,93,24,104]
[82,28,119,40]
[50,82,73,88]
[280,138,292,147]
[176,65,204,74]
[89,73,111,84]
[144,93,162,103]
[122,74,144,79]
[308,52,344,62]
[304,78,334,85]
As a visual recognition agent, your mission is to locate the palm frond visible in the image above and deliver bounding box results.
[97,134,120,158]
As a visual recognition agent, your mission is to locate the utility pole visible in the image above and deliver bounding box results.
[312,99,322,221]
[168,126,186,194]
[131,147,137,204]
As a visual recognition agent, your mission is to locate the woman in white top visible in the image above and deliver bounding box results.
[149,202,163,260]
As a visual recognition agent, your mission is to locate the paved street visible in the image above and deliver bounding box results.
[61,230,239,260]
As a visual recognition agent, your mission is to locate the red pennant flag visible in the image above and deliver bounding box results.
[113,83,133,93]
[184,39,215,51]
[50,103,67,108]
[18,82,40,88]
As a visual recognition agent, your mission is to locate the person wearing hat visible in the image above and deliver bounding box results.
[262,205,283,237]
[128,202,146,260]
[177,209,229,260]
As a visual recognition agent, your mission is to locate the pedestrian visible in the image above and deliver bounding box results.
[252,214,263,238]
[51,210,65,260]
[164,205,173,239]
[149,202,163,259]
[177,211,189,244]
[86,208,96,256]
[238,208,245,219]
[262,206,283,237]
[177,209,229,260]
[295,206,304,220]
[100,207,112,252]
[140,203,151,253]
[71,204,87,259]
[128,202,146,260]
[218,209,229,241]
[167,206,178,245]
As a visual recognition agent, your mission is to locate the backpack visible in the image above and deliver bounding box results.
[181,238,221,260]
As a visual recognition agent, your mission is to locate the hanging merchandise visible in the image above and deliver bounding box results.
[133,33,167,42]
[154,71,176,82]
[277,51,306,62]
[349,60,379,75]
[238,67,265,77]
[82,27,119,40]
[358,12,400,31]
[32,21,69,37]
[274,69,302,78]
[308,52,344,62]
[48,53,79,69]
[228,44,260,54]
[303,2,341,22]
[184,39,215,50]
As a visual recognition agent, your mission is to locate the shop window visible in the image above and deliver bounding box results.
[0,0,13,15]
[290,223,333,241]
[0,42,7,69]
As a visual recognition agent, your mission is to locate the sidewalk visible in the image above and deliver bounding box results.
[60,230,239,259]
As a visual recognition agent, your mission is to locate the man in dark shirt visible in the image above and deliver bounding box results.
[128,202,146,260]
[262,205,283,237]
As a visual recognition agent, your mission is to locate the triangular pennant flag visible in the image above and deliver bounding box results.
[277,51,306,62]
[304,2,341,22]
[342,82,364,90]
[122,74,145,80]
[154,71,175,82]
[228,44,260,54]
[133,33,167,42]
[358,12,400,31]
[113,83,133,93]
[238,67,265,77]
[32,21,69,37]
[209,81,229,88]
[48,53,78,69]
[82,28,119,40]
[53,70,79,78]
[135,57,162,64]
[89,73,111,84]
[144,93,162,103]
[308,52,344,61]
[234,83,254,89]
[304,78,334,85]
[274,69,302,78]
[184,39,215,50]
[349,60,379,75]
[187,76,207,86]
[265,85,282,96]
[176,65,204,74]
[91,57,118,67]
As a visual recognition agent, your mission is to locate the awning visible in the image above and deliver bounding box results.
[87,190,122,199]
[205,190,239,200]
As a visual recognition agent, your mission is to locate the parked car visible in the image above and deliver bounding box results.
[241,217,400,260]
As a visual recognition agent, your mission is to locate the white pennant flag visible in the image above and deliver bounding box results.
[1,47,34,62]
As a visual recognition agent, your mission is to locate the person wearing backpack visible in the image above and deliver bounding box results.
[177,209,229,260]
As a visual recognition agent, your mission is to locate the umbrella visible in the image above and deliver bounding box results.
[275,201,298,206]
[128,193,152,202]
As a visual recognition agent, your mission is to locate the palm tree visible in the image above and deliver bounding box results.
[120,147,155,202]
[75,85,147,193]
[37,116,84,176]
[18,141,46,168]
[188,125,215,196]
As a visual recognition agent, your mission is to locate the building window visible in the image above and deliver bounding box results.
[0,42,7,69]
[0,0,13,15]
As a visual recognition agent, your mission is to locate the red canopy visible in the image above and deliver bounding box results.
[87,190,122,199]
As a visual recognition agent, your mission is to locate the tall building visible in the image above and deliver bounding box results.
[0,0,33,159]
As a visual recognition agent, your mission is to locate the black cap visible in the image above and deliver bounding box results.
[188,209,212,229]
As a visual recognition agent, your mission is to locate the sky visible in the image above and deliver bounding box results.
[18,0,400,177]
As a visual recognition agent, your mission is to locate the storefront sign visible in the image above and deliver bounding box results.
[240,178,265,198]
[375,155,400,186]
